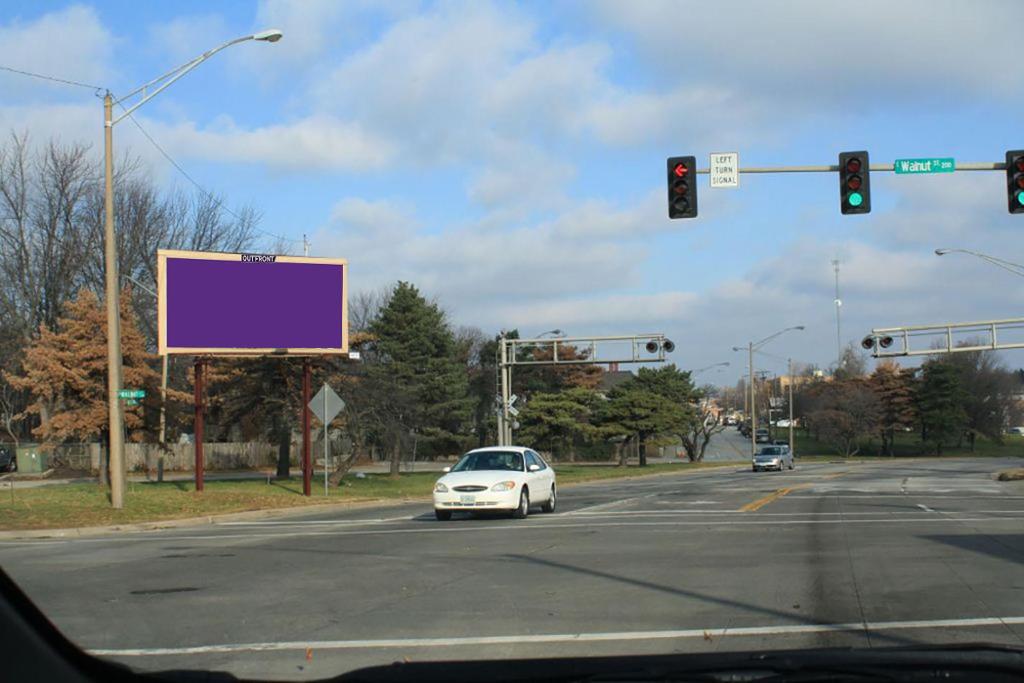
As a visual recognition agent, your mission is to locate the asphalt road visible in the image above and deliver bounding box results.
[3,457,1024,680]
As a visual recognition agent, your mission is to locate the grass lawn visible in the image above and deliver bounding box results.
[782,430,1024,459]
[0,460,741,531]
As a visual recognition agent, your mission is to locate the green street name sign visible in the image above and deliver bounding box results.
[894,157,955,174]
[118,389,145,399]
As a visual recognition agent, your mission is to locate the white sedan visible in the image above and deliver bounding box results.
[433,446,556,521]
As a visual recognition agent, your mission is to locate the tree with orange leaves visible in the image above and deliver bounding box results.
[6,288,160,448]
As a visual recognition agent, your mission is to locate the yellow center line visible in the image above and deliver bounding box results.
[738,471,848,512]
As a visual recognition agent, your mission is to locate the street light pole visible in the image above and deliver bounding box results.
[101,29,282,508]
[934,248,1024,278]
[734,326,805,458]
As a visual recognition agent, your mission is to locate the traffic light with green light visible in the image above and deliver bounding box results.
[839,151,870,215]
[1006,151,1024,214]
[666,156,698,219]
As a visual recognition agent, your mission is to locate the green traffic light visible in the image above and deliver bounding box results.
[848,192,863,207]
[1017,191,1024,206]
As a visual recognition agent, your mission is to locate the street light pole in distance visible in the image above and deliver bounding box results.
[102,29,282,508]
[733,326,804,457]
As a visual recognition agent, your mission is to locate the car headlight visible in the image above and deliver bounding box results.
[491,481,516,492]
[434,482,448,493]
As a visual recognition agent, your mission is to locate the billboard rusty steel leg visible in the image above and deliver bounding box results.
[194,358,205,492]
[302,359,311,497]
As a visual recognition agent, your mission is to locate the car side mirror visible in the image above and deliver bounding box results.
[442,466,451,473]
[528,464,540,472]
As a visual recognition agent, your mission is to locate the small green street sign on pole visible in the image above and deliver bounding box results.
[118,389,145,400]
[894,157,955,174]
[125,399,139,407]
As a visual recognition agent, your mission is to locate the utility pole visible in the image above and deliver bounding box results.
[749,341,756,457]
[303,234,310,257]
[103,92,126,509]
[832,258,842,369]
[788,358,794,456]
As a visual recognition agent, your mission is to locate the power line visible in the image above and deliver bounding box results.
[0,60,303,248]
[115,102,303,247]
[0,64,103,91]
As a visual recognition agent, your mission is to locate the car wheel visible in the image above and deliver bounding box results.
[513,488,529,519]
[541,486,556,513]
[435,509,452,521]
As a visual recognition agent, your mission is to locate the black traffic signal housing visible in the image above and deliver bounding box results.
[839,151,871,214]
[1006,151,1024,213]
[667,156,697,219]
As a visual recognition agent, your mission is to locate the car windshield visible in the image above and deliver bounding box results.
[2,3,1023,681]
[451,451,524,472]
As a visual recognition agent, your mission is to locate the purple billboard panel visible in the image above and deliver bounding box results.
[158,250,348,355]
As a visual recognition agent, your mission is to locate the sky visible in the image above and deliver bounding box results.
[3,0,1024,384]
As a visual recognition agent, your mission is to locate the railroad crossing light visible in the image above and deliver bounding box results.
[861,335,893,351]
[645,339,675,353]
[1006,151,1024,214]
[839,151,871,215]
[667,156,698,219]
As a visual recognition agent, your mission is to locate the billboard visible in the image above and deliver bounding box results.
[158,249,348,355]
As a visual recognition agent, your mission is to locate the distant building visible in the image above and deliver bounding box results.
[598,362,634,394]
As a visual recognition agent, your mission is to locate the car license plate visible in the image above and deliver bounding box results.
[460,495,476,505]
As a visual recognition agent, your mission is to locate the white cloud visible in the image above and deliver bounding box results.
[144,114,397,171]
[312,2,536,163]
[494,291,699,329]
[147,14,229,64]
[594,1,1020,105]
[0,5,113,94]
[466,141,575,214]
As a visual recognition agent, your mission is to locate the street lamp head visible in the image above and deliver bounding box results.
[253,29,284,42]
[794,326,805,331]
[731,346,743,352]
[934,248,951,256]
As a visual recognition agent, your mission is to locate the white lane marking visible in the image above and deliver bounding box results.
[565,497,644,515]
[5,514,1024,547]
[88,615,1024,656]
[217,515,414,527]
[566,509,1024,518]
[788,494,1024,500]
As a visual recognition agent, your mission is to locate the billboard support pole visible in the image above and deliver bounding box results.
[194,358,205,492]
[302,359,311,496]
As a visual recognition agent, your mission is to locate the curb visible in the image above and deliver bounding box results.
[0,461,744,541]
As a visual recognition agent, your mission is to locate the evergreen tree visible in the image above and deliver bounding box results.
[517,388,599,460]
[917,360,968,455]
[598,382,685,467]
[369,282,471,474]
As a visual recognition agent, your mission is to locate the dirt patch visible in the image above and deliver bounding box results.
[997,468,1024,481]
